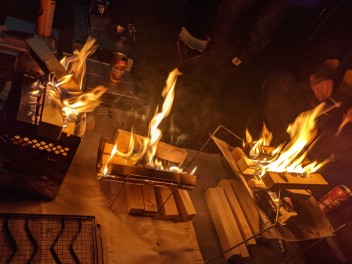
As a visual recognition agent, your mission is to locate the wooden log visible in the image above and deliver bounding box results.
[125,184,144,215]
[205,188,242,262]
[142,185,158,216]
[36,85,64,140]
[278,206,298,224]
[230,179,261,235]
[248,179,267,190]
[216,187,250,258]
[217,180,256,246]
[101,153,135,167]
[282,189,311,200]
[155,187,179,220]
[237,156,259,177]
[174,189,196,221]
[112,129,188,164]
[231,147,246,162]
[261,171,328,191]
[26,37,80,92]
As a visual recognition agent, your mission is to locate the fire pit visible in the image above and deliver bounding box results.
[0,37,105,200]
[96,69,197,191]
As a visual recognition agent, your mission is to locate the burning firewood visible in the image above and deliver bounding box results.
[261,171,328,192]
[111,129,188,165]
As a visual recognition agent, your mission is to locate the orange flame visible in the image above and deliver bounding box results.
[60,36,98,89]
[247,103,332,176]
[146,68,182,164]
[45,37,106,122]
[102,68,190,175]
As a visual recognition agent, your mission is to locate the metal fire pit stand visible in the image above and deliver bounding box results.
[186,125,348,263]
[96,137,196,211]
[104,175,183,213]
[181,125,284,263]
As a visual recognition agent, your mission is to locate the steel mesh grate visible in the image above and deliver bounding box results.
[0,214,101,264]
[0,134,70,156]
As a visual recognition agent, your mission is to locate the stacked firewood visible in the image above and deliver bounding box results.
[126,184,196,221]
[205,179,259,262]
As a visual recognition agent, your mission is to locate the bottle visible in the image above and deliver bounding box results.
[109,52,128,83]
[36,0,56,37]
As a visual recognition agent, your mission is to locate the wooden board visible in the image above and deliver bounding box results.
[205,188,241,262]
[100,153,135,167]
[110,129,188,164]
[26,37,81,92]
[174,189,196,221]
[217,180,256,246]
[282,189,311,200]
[142,185,158,216]
[216,187,250,258]
[248,179,267,190]
[261,171,328,191]
[155,187,179,220]
[125,184,144,215]
[230,179,261,235]
[237,156,259,177]
[231,147,246,162]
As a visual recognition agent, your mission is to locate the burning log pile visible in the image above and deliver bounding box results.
[96,69,197,221]
[206,102,339,261]
[0,36,106,199]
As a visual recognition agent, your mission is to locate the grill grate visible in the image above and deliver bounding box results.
[0,134,71,156]
[0,214,102,264]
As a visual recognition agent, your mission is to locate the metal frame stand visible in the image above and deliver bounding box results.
[190,125,351,263]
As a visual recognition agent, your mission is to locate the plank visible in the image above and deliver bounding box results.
[216,187,250,258]
[218,180,256,246]
[205,188,241,262]
[26,37,81,92]
[230,179,261,235]
[282,189,311,200]
[174,189,196,221]
[237,156,259,177]
[261,171,328,191]
[231,147,246,162]
[36,85,64,140]
[125,184,144,215]
[155,187,179,220]
[248,179,267,190]
[142,185,158,216]
[111,129,188,164]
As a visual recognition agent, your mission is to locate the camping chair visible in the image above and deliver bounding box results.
[177,27,209,65]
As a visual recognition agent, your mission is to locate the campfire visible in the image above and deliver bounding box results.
[220,102,347,224]
[96,68,197,189]
[27,37,106,137]
[236,102,336,186]
[0,36,106,199]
